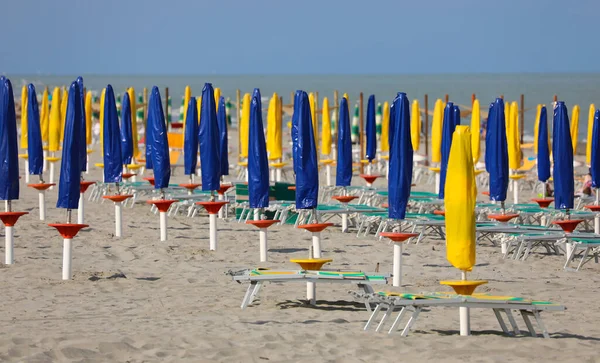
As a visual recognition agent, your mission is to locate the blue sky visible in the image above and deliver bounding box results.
[2,0,599,75]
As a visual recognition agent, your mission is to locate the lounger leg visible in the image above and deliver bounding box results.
[400,307,421,337]
[564,243,578,270]
[241,282,257,309]
[504,309,521,335]
[493,309,511,336]
[364,304,382,331]
[521,311,537,337]
[576,247,591,271]
[388,307,408,334]
[533,311,550,339]
[375,306,394,332]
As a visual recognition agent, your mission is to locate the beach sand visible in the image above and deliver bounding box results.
[0,132,598,363]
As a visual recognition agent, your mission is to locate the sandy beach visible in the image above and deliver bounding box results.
[0,129,597,363]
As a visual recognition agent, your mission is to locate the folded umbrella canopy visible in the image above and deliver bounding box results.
[411,99,421,152]
[127,88,139,159]
[76,77,87,172]
[485,98,509,202]
[321,97,331,156]
[570,104,580,154]
[240,93,250,159]
[57,82,83,209]
[388,92,413,219]
[552,102,574,210]
[534,104,542,154]
[48,87,61,153]
[294,91,318,209]
[266,93,282,161]
[218,96,229,176]
[380,101,390,153]
[592,109,600,189]
[431,99,444,164]
[470,99,481,163]
[365,95,376,161]
[103,85,122,184]
[183,97,198,176]
[537,106,550,184]
[507,101,521,171]
[248,89,269,209]
[336,97,352,187]
[27,84,43,176]
[439,102,459,199]
[20,86,28,151]
[291,90,302,175]
[199,83,221,191]
[85,91,92,146]
[587,104,596,166]
[388,93,401,148]
[0,78,20,200]
[40,87,49,144]
[147,86,171,189]
[120,92,134,165]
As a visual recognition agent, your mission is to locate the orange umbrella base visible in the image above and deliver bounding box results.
[331,195,358,203]
[196,201,229,214]
[531,198,554,208]
[379,232,419,243]
[146,199,177,212]
[103,194,133,203]
[488,213,519,223]
[246,220,280,229]
[48,223,89,239]
[552,219,584,233]
[79,181,96,193]
[0,212,28,227]
[27,183,55,191]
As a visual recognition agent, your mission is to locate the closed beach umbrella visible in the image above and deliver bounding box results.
[570,105,580,155]
[0,78,20,200]
[533,104,542,154]
[537,106,551,184]
[182,85,191,128]
[591,110,600,189]
[439,102,458,199]
[388,92,413,219]
[291,90,302,174]
[48,88,61,153]
[40,87,49,144]
[365,95,376,162]
[309,92,317,144]
[248,90,269,209]
[199,83,221,191]
[552,102,574,210]
[57,82,83,209]
[470,99,481,163]
[587,104,596,166]
[99,89,106,154]
[85,91,92,146]
[27,84,43,176]
[147,86,171,189]
[127,87,139,159]
[103,85,122,184]
[214,88,221,110]
[20,86,28,150]
[120,93,134,165]
[218,96,229,176]
[431,99,443,163]
[183,97,198,176]
[336,97,352,187]
[294,91,318,210]
[321,97,331,156]
[507,101,521,171]
[376,103,382,140]
[266,93,282,160]
[381,101,390,152]
[411,99,421,152]
[75,77,86,172]
[240,93,250,159]
[60,87,68,144]
[485,98,509,202]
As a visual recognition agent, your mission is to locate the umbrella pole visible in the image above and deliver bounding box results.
[77,175,85,224]
[24,158,29,183]
[459,270,471,336]
[209,190,218,251]
[38,175,47,221]
[4,200,13,265]
[595,189,600,234]
[115,183,122,238]
[64,209,73,280]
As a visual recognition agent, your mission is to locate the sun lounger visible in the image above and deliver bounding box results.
[227,268,389,309]
[352,291,565,338]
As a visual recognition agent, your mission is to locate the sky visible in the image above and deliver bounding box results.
[2,0,600,75]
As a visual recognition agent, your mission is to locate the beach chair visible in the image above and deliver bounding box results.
[352,291,565,338]
[556,237,600,271]
[227,268,389,309]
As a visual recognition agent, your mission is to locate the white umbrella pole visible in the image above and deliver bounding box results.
[49,162,55,190]
[393,243,402,287]
[209,213,217,250]
[24,160,29,183]
[259,228,267,262]
[435,173,440,193]
[459,271,470,336]
[595,190,600,234]
[312,232,322,258]
[513,177,519,205]
[367,163,372,175]
[43,149,47,171]
[62,238,72,280]
[77,192,84,224]
[217,192,224,219]
[115,202,123,237]
[160,211,167,242]
[326,164,331,186]
[4,200,13,265]
[276,167,282,182]
[38,190,46,221]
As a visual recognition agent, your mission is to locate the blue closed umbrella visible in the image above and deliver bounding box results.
[248,90,269,208]
[27,84,43,176]
[388,93,401,148]
[552,102,574,210]
[365,95,376,161]
[291,90,302,175]
[183,97,198,176]
[218,96,229,176]
[537,106,551,184]
[199,83,221,191]
[147,86,171,189]
[439,102,459,199]
[0,78,19,200]
[485,98,509,203]
[120,92,133,165]
[388,92,413,219]
[57,82,83,209]
[294,91,318,209]
[592,109,600,189]
[336,97,352,187]
[103,85,122,184]
[76,77,87,172]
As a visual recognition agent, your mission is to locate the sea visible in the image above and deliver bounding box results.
[7,73,600,139]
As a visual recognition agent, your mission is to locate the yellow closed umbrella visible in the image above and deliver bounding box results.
[470,99,481,163]
[431,99,443,163]
[127,87,139,159]
[48,87,62,152]
[587,104,596,165]
[266,93,282,160]
[533,104,542,154]
[570,104,580,154]
[321,97,331,156]
[381,101,390,152]
[240,93,251,158]
[444,125,476,272]
[85,91,93,146]
[20,85,28,149]
[214,88,221,110]
[309,92,317,143]
[411,99,421,152]
[99,88,106,153]
[40,87,49,144]
[60,87,68,143]
[507,101,521,170]
[182,85,191,127]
